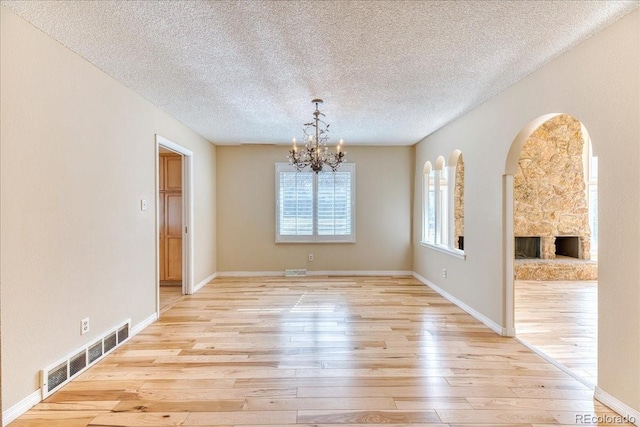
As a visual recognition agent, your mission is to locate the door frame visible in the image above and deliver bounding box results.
[155,135,194,314]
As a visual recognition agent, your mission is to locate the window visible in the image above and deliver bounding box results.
[422,152,465,258]
[276,163,355,242]
[437,165,449,246]
[422,162,436,243]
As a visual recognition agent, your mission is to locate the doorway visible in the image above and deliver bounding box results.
[156,135,194,316]
[504,114,598,387]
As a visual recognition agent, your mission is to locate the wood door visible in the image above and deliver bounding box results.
[165,156,182,191]
[159,153,182,281]
[159,191,166,280]
[165,192,183,280]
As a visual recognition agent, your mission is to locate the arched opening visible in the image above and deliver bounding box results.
[504,114,598,386]
[450,150,464,251]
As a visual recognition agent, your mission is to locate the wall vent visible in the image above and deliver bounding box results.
[69,351,87,377]
[117,324,129,344]
[104,331,117,353]
[285,269,307,277]
[46,362,68,394]
[41,319,130,399]
[88,341,103,364]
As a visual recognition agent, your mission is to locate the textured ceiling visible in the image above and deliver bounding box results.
[2,1,638,146]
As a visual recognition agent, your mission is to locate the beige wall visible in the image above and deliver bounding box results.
[0,7,216,409]
[217,145,413,273]
[2,0,638,418]
[413,9,639,412]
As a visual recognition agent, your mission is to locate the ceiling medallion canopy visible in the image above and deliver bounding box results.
[288,99,346,173]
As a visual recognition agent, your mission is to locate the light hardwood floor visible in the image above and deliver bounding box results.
[160,284,184,313]
[515,280,597,385]
[11,276,627,426]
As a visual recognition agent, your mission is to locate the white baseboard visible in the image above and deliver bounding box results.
[307,270,413,276]
[216,271,284,277]
[503,326,516,337]
[413,272,506,336]
[193,272,217,292]
[595,387,640,426]
[2,389,41,427]
[516,336,594,389]
[131,312,158,337]
[217,270,413,277]
[7,272,637,427]
[3,314,156,426]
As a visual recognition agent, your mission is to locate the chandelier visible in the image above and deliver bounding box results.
[288,99,346,173]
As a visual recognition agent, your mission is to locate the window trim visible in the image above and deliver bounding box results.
[420,240,466,259]
[275,163,356,244]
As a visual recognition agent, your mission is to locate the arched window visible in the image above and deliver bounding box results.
[450,150,464,251]
[436,156,449,246]
[421,152,465,258]
[422,161,435,243]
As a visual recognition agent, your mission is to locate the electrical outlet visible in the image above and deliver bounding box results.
[442,268,447,278]
[81,318,89,335]
[308,253,314,262]
[140,199,148,211]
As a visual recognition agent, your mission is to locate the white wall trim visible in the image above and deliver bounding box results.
[130,312,158,337]
[503,174,515,337]
[307,270,414,276]
[5,273,637,427]
[515,336,594,389]
[2,389,41,427]
[217,271,285,277]
[3,314,156,426]
[193,272,217,292]
[413,272,506,336]
[156,135,195,303]
[419,242,466,260]
[503,325,516,337]
[595,387,640,426]
[217,270,414,277]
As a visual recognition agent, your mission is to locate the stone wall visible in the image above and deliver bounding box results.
[454,155,464,249]
[515,259,597,280]
[514,114,591,260]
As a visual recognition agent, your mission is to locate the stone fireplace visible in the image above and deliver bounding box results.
[555,236,580,258]
[514,115,596,280]
[515,237,540,259]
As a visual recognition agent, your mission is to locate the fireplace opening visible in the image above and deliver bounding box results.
[555,236,580,258]
[515,237,540,259]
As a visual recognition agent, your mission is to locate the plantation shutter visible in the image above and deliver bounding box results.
[278,170,313,235]
[317,171,351,236]
[276,163,355,242]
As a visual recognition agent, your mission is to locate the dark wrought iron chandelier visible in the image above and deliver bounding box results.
[288,99,346,173]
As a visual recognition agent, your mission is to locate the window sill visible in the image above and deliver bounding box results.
[420,241,466,260]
